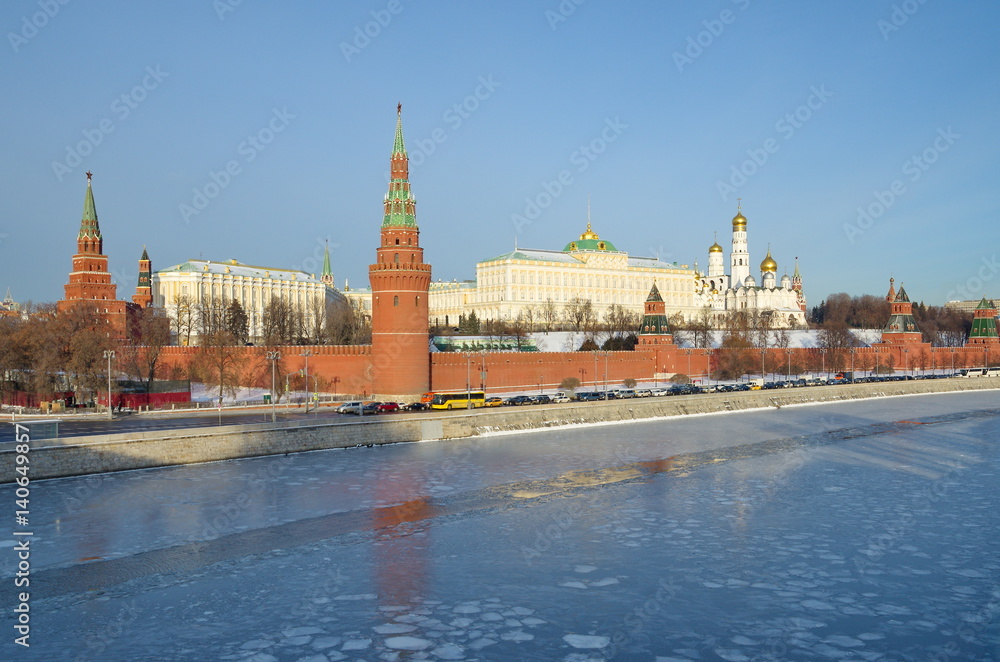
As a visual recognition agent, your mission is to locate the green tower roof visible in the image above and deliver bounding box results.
[969,297,999,341]
[393,102,406,156]
[79,173,101,240]
[382,105,418,229]
[321,241,332,278]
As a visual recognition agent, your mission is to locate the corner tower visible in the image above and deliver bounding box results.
[881,282,922,345]
[60,172,131,337]
[368,105,432,397]
[967,297,999,345]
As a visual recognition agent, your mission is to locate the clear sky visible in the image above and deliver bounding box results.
[3,0,998,308]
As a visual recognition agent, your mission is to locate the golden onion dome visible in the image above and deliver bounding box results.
[760,249,777,273]
[580,222,599,241]
[709,241,723,253]
[732,211,747,229]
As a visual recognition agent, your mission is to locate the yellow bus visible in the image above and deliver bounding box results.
[428,391,486,410]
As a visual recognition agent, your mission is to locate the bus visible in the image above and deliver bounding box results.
[428,391,486,410]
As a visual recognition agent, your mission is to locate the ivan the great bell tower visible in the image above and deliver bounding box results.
[368,105,431,397]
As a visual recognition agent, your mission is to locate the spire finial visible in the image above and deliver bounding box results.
[587,193,592,232]
[397,102,402,116]
[86,171,93,185]
[736,196,741,211]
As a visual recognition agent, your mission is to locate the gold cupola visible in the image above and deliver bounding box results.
[709,241,723,253]
[760,248,777,273]
[732,202,747,230]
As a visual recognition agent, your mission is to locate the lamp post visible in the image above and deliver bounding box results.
[984,346,989,370]
[951,347,956,374]
[103,349,115,420]
[301,350,313,413]
[465,352,473,409]
[759,349,766,382]
[849,347,856,383]
[785,348,793,380]
[539,375,543,395]
[266,351,280,423]
[593,351,598,394]
[903,348,910,377]
[284,373,291,410]
[931,348,936,375]
[603,351,609,393]
[480,351,488,394]
[705,348,714,387]
[685,349,693,381]
[819,348,827,380]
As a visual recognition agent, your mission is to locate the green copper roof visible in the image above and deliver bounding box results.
[563,237,620,252]
[79,179,101,240]
[393,105,406,156]
[321,242,332,278]
[975,296,996,311]
[382,106,418,229]
[140,247,149,261]
[969,315,999,340]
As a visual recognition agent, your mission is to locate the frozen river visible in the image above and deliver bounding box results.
[2,391,999,661]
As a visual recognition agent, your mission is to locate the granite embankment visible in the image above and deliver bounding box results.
[3,377,998,482]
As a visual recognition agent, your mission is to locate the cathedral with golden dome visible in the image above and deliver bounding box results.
[693,202,807,327]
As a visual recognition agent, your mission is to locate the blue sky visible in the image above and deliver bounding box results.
[3,0,998,308]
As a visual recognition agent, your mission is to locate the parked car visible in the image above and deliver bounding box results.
[361,401,381,415]
[577,391,601,401]
[649,387,668,397]
[616,389,636,399]
[505,395,533,406]
[376,402,400,413]
[550,394,571,403]
[530,394,552,405]
[484,397,504,407]
[337,401,364,415]
[634,389,652,397]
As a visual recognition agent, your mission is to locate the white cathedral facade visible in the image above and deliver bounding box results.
[693,204,807,327]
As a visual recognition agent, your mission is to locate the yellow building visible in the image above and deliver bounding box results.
[153,258,343,343]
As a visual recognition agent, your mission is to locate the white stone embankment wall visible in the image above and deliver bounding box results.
[3,378,998,482]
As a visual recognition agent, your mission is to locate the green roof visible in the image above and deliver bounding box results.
[563,237,619,252]
[78,180,101,240]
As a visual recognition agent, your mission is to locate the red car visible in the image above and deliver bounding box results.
[376,402,400,413]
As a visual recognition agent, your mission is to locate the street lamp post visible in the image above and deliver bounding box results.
[819,348,827,380]
[705,348,714,388]
[480,351,488,394]
[984,346,989,370]
[302,350,313,413]
[465,352,473,409]
[103,349,115,420]
[903,348,910,377]
[785,348,793,380]
[685,349,693,382]
[759,349,766,382]
[603,351,609,393]
[951,347,957,374]
[849,347,856,383]
[266,351,280,423]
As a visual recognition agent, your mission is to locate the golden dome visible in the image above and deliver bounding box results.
[709,241,723,253]
[760,249,777,273]
[580,221,599,241]
[732,211,747,229]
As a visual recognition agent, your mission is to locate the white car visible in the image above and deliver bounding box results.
[337,401,364,415]
[649,388,668,396]
[550,394,571,403]
[634,389,652,397]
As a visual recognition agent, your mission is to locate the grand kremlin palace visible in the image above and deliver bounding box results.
[345,209,806,329]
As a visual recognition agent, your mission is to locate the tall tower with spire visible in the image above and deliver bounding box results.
[368,105,432,397]
[60,172,132,337]
[132,247,153,308]
[320,240,334,287]
[730,200,750,286]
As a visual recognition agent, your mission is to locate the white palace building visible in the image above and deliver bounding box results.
[345,204,807,330]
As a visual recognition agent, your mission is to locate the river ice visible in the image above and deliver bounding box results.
[1,390,998,660]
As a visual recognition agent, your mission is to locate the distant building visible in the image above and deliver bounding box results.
[0,288,19,317]
[153,250,343,344]
[945,298,997,315]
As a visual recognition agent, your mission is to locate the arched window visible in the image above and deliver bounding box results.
[395,238,400,245]
[393,295,399,306]
[415,295,419,306]
[394,253,399,264]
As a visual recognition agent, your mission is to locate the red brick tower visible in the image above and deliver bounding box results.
[967,297,999,345]
[132,246,153,308]
[881,281,922,345]
[60,172,132,337]
[369,105,431,397]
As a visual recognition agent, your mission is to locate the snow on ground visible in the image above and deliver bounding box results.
[531,329,883,351]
